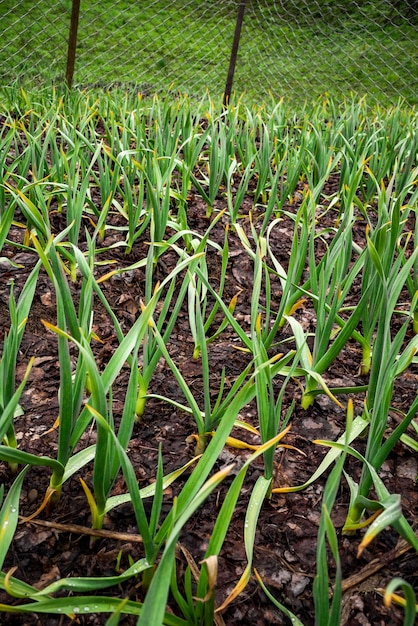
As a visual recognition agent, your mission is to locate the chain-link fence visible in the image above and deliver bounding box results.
[1,0,417,106]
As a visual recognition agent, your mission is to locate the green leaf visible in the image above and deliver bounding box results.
[272,415,368,493]
[0,595,187,625]
[357,494,402,557]
[216,475,272,612]
[0,447,64,474]
[383,578,417,626]
[62,446,96,482]
[105,599,129,626]
[0,467,29,569]
[27,559,152,596]
[255,569,305,625]
[104,456,200,513]
[138,464,234,626]
[0,358,34,443]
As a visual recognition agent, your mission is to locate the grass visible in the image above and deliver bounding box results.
[0,87,417,624]
[0,1,417,106]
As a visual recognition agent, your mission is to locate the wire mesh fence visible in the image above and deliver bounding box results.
[1,0,417,106]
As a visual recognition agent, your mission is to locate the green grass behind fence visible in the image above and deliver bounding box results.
[0,0,417,106]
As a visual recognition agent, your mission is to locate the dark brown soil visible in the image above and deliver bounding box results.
[0,179,417,625]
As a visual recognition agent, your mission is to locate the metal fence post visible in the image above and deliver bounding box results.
[223,0,247,107]
[65,0,81,88]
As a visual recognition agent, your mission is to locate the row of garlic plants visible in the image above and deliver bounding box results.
[0,87,417,624]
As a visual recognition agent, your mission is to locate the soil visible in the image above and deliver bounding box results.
[0,173,417,625]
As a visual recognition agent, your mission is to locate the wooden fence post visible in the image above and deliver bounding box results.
[65,0,81,88]
[223,0,247,107]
